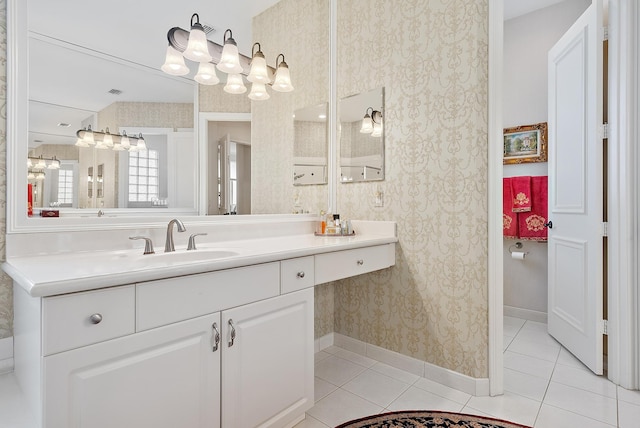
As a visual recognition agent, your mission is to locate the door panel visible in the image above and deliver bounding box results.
[547,0,604,375]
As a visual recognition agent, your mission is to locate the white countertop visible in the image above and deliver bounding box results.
[3,228,397,298]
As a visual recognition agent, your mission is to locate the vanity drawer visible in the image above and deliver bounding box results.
[136,262,280,331]
[281,256,315,293]
[42,285,135,356]
[314,243,395,285]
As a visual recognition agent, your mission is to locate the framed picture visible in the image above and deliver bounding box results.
[503,122,548,164]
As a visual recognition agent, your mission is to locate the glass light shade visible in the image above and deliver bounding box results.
[75,137,90,147]
[103,132,114,148]
[372,121,383,137]
[95,140,108,150]
[36,172,45,181]
[272,62,294,92]
[195,62,220,85]
[27,172,35,180]
[47,160,60,170]
[120,134,131,149]
[135,138,147,152]
[27,158,33,167]
[112,142,125,151]
[217,40,243,74]
[224,74,247,94]
[83,130,95,145]
[360,114,373,133]
[183,25,212,62]
[248,82,270,100]
[161,45,190,76]
[247,53,270,84]
[36,159,47,169]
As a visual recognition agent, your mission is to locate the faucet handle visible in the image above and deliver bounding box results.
[129,236,155,255]
[187,233,208,251]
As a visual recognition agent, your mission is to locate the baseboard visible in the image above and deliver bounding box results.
[314,333,334,353]
[332,333,490,396]
[504,305,547,323]
[0,336,14,374]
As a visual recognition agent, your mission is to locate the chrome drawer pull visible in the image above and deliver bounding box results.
[357,259,364,266]
[89,313,103,324]
[228,319,236,347]
[212,323,220,352]
[297,271,305,279]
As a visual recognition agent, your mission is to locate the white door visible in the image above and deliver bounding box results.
[217,134,230,214]
[222,289,314,428]
[44,313,221,428]
[547,1,605,375]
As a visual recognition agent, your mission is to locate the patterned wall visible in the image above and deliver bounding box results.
[0,0,10,340]
[334,0,489,378]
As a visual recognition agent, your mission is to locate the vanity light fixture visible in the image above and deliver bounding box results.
[360,107,383,135]
[28,155,61,171]
[162,14,293,100]
[360,108,374,134]
[76,126,147,152]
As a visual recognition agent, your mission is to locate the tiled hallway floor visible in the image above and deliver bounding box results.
[296,317,640,428]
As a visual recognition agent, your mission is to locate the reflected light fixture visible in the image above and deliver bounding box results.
[360,108,374,134]
[371,110,383,137]
[183,13,212,62]
[76,126,146,152]
[161,14,293,101]
[272,54,294,92]
[28,155,61,171]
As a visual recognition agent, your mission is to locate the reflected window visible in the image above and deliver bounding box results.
[57,169,74,206]
[128,150,160,202]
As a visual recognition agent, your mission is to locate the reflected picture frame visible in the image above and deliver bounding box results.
[503,122,548,164]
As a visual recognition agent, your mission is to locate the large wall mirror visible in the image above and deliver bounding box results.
[9,0,325,232]
[293,103,328,186]
[339,87,385,183]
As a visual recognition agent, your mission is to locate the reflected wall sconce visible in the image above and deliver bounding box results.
[161,14,293,100]
[360,108,383,137]
[75,126,147,152]
[27,155,60,170]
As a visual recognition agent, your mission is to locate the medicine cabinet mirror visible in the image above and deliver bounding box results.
[339,87,385,183]
[293,103,329,186]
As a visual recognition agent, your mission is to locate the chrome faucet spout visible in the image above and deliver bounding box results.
[165,219,186,252]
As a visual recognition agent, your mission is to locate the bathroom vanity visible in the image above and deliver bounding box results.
[4,218,397,428]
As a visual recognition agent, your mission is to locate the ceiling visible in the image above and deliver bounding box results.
[27,0,281,147]
[503,0,568,21]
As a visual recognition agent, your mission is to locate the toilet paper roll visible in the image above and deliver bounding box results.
[511,251,526,260]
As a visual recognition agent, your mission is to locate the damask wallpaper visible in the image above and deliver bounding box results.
[334,0,489,378]
[0,0,10,340]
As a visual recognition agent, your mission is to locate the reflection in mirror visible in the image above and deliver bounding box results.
[339,87,385,183]
[293,103,328,186]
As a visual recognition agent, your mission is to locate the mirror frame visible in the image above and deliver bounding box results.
[7,0,202,233]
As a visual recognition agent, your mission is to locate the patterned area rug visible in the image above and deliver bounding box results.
[335,410,531,428]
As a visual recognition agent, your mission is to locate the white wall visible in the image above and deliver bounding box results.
[503,0,590,317]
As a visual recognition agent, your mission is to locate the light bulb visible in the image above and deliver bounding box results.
[195,62,220,85]
[224,73,247,94]
[161,45,190,76]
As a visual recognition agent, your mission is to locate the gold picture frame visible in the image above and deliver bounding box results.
[503,122,548,164]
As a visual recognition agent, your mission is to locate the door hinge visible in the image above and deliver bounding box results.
[603,26,609,41]
[600,123,609,139]
[602,221,608,237]
[602,319,608,335]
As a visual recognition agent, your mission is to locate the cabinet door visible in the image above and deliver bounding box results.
[222,288,314,428]
[44,313,221,428]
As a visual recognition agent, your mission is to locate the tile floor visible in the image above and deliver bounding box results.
[295,317,640,428]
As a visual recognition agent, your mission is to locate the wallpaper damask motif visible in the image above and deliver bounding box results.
[335,0,489,378]
[0,0,10,340]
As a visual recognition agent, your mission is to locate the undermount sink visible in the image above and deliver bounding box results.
[149,249,240,263]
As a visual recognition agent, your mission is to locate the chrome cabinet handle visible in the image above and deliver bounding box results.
[357,259,364,266]
[89,313,103,324]
[228,319,236,347]
[212,323,220,352]
[297,271,305,279]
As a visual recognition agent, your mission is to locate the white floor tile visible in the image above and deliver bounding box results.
[503,334,515,351]
[503,368,550,402]
[314,350,332,365]
[618,385,640,406]
[293,415,331,428]
[503,351,555,380]
[543,382,617,426]
[465,391,541,427]
[307,389,383,427]
[333,348,377,368]
[413,377,471,405]
[0,373,38,428]
[369,362,420,385]
[315,355,367,387]
[342,370,411,408]
[386,386,465,413]
[314,377,338,401]
[535,404,616,428]
[618,400,640,428]
[520,320,549,334]
[551,364,617,398]
[556,347,590,370]
[506,336,561,363]
[514,326,561,350]
[504,317,526,337]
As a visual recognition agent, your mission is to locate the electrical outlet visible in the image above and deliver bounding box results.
[374,190,383,207]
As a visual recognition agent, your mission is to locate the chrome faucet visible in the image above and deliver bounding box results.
[165,219,186,252]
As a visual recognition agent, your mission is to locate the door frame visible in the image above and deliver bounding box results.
[488,0,639,392]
